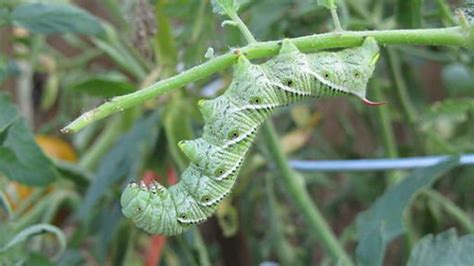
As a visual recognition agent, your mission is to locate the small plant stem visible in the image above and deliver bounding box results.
[63,26,469,133]
[385,47,424,154]
[330,8,343,31]
[385,48,418,126]
[261,121,353,266]
[422,189,474,233]
[456,9,471,31]
[373,90,397,159]
[227,12,257,43]
[372,82,403,184]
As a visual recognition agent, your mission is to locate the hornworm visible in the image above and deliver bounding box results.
[120,37,382,235]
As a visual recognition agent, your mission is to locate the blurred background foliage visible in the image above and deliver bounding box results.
[0,0,473,265]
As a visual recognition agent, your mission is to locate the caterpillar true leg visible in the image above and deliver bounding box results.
[120,37,381,235]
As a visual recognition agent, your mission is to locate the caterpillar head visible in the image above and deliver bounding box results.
[121,181,164,221]
[310,37,384,105]
[338,37,384,105]
[121,182,150,220]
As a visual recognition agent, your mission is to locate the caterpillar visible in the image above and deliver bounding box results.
[120,37,382,235]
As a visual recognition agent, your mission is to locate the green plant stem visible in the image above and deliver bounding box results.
[63,26,469,133]
[423,189,474,233]
[372,87,397,159]
[228,12,257,43]
[385,48,418,126]
[372,82,403,184]
[261,121,353,266]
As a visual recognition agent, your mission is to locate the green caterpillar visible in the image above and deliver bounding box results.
[120,37,382,235]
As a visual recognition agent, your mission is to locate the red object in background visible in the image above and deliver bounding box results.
[142,168,178,266]
[141,168,178,186]
[144,236,166,266]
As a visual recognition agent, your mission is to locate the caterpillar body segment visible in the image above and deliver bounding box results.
[121,38,380,235]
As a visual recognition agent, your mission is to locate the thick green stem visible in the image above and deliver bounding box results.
[63,26,469,133]
[261,121,353,266]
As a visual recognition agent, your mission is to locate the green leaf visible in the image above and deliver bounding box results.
[407,229,474,266]
[0,223,66,262]
[78,111,161,222]
[0,190,12,221]
[96,204,123,264]
[91,36,146,79]
[0,8,9,26]
[211,0,243,15]
[53,159,92,188]
[0,94,19,134]
[11,3,105,35]
[317,0,339,9]
[69,73,135,98]
[356,157,460,266]
[0,93,59,186]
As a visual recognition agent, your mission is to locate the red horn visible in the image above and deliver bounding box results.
[362,98,387,106]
